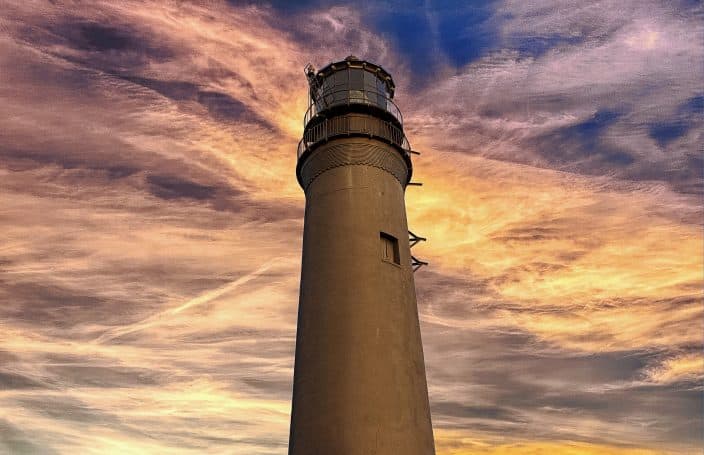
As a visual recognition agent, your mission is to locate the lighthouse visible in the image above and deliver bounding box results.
[289,56,435,454]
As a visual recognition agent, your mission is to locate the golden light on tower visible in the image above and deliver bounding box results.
[289,56,435,454]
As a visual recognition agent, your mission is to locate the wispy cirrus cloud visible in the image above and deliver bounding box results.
[0,0,701,453]
[405,0,703,193]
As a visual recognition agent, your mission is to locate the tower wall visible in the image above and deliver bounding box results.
[289,137,435,454]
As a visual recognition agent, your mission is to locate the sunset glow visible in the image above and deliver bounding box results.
[0,0,701,453]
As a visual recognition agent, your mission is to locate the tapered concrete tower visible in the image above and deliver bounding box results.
[289,56,435,454]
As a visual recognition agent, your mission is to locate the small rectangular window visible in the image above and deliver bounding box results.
[380,232,400,265]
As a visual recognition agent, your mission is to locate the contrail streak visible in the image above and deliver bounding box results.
[94,259,280,344]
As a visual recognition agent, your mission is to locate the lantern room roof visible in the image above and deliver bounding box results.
[312,55,396,98]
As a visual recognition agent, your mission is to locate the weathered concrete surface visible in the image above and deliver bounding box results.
[290,137,435,454]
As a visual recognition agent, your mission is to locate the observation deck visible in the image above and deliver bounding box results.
[296,56,413,187]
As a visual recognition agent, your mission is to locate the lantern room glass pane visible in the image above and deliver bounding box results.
[307,65,400,124]
[377,79,387,96]
[364,71,377,91]
[349,68,364,90]
[347,68,363,104]
[332,69,347,88]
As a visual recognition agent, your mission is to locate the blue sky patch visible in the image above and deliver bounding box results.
[533,110,635,169]
[649,122,689,147]
[648,95,703,147]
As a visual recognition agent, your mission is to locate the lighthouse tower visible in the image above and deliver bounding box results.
[289,56,435,454]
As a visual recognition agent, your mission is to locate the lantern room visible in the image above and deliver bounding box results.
[304,55,402,128]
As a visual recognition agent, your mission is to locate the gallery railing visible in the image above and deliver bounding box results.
[303,88,404,127]
[297,113,411,159]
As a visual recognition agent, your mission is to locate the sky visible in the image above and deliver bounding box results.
[0,0,702,453]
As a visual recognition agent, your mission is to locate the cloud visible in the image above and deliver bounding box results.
[0,419,59,455]
[434,435,673,455]
[644,352,704,385]
[146,174,220,201]
[403,0,704,194]
[0,0,701,453]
